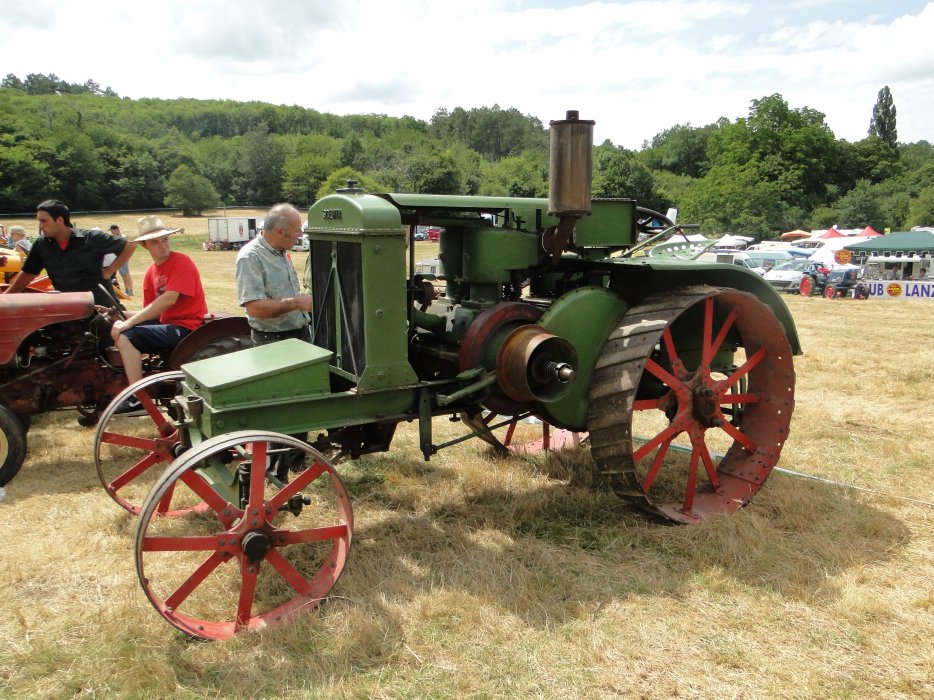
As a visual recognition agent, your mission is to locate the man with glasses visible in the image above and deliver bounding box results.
[235,202,312,346]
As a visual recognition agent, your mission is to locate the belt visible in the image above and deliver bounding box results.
[250,326,308,341]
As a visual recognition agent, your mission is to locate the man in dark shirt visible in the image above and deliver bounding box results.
[3,200,135,306]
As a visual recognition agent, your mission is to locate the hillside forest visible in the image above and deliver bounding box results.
[2,75,933,238]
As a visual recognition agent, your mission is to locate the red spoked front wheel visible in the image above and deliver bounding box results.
[134,431,352,640]
[588,288,795,523]
[95,371,197,516]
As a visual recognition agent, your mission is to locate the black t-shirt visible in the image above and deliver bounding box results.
[22,227,127,305]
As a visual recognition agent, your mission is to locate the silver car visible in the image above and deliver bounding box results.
[763,259,816,292]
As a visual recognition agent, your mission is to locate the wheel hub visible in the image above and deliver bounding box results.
[241,530,272,562]
[691,384,722,428]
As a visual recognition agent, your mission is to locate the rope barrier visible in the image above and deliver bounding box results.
[634,436,934,508]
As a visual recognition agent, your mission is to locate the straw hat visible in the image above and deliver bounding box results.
[136,215,180,242]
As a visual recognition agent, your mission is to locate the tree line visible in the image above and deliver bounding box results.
[2,74,932,237]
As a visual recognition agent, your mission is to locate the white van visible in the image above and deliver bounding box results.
[744,249,794,271]
[698,250,767,275]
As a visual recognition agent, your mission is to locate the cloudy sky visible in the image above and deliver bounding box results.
[3,0,932,149]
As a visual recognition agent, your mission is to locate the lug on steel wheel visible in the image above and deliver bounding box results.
[135,431,352,640]
[588,287,795,523]
[95,371,206,516]
[460,410,587,455]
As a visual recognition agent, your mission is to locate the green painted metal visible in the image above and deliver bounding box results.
[182,340,416,438]
[310,189,403,233]
[182,339,332,409]
[463,228,540,284]
[604,257,802,354]
[536,286,628,430]
[306,192,419,391]
[196,385,416,439]
[573,199,638,248]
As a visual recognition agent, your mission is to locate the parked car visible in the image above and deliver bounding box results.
[426,227,443,242]
[744,249,794,271]
[764,260,818,293]
[413,227,429,241]
[698,250,766,276]
[292,234,310,252]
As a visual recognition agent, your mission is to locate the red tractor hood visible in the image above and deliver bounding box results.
[0,291,95,365]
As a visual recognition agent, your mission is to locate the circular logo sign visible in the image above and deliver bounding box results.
[834,249,853,265]
[886,283,903,297]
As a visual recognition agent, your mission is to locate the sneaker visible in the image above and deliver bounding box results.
[113,396,146,416]
[126,289,134,297]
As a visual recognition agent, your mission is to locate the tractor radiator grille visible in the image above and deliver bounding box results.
[310,240,366,378]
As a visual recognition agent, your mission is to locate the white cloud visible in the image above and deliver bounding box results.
[1,0,931,148]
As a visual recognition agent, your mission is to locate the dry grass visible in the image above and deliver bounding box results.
[1,245,934,698]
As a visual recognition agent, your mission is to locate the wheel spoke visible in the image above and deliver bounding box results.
[717,392,759,405]
[708,308,738,363]
[645,358,687,395]
[108,451,165,492]
[235,560,260,630]
[697,440,719,488]
[718,418,757,453]
[247,440,268,508]
[683,449,700,512]
[632,422,681,463]
[164,552,226,611]
[266,462,327,511]
[265,549,314,596]
[721,346,768,390]
[142,534,218,552]
[277,523,349,545]
[100,430,169,452]
[178,468,238,516]
[640,438,672,492]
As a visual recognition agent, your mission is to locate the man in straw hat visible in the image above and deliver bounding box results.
[4,199,134,305]
[108,215,207,415]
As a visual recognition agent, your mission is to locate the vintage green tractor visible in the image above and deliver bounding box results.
[95,112,800,639]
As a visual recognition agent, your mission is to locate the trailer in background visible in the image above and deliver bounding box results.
[203,217,259,250]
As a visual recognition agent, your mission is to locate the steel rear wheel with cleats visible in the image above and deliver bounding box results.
[587,287,795,523]
[94,371,200,516]
[135,431,352,640]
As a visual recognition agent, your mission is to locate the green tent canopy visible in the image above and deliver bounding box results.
[845,230,934,254]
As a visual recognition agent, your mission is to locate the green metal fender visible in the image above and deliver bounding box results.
[536,286,628,430]
[533,258,802,431]
[606,258,802,355]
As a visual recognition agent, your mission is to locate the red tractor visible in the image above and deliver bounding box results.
[0,290,251,486]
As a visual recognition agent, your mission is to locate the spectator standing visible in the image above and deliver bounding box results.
[8,226,32,256]
[235,203,311,346]
[109,215,207,413]
[3,199,134,305]
[108,224,135,296]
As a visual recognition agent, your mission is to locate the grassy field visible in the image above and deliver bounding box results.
[1,224,933,698]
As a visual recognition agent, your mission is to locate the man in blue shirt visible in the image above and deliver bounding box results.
[235,202,311,346]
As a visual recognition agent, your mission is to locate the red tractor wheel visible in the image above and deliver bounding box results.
[134,431,352,640]
[824,284,837,299]
[799,276,814,296]
[94,372,201,516]
[588,287,795,523]
[0,403,27,487]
